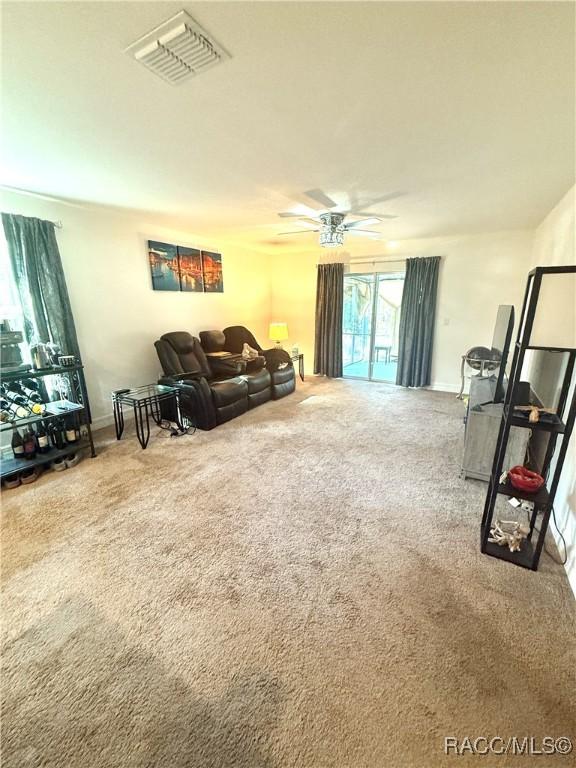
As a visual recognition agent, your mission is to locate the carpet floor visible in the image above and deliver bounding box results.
[1,379,575,768]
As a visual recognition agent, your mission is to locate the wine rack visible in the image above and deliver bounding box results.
[0,364,96,480]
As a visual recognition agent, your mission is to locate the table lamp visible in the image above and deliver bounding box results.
[269,322,288,348]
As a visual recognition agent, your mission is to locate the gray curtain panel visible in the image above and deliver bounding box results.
[314,262,344,377]
[396,256,440,387]
[2,213,81,360]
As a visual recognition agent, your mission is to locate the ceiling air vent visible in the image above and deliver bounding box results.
[125,10,229,85]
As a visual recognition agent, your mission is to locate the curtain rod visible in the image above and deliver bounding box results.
[347,257,406,264]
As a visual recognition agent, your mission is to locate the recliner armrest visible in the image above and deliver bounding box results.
[261,348,293,372]
[169,371,205,382]
[158,375,218,430]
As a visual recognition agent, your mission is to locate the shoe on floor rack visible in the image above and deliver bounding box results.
[2,467,43,489]
[1,452,83,490]
[2,475,21,490]
[20,467,43,485]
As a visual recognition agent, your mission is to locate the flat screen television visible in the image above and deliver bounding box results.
[491,305,515,403]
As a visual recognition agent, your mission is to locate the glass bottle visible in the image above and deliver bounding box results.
[1,391,31,418]
[1,398,22,420]
[11,426,25,458]
[18,382,44,404]
[54,418,66,450]
[65,416,78,444]
[22,428,37,459]
[36,420,50,454]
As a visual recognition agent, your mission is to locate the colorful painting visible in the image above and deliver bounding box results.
[148,241,180,291]
[178,246,204,292]
[202,251,224,293]
[148,240,223,293]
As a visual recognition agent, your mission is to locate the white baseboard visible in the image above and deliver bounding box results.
[426,382,461,394]
[549,513,576,599]
[91,412,131,432]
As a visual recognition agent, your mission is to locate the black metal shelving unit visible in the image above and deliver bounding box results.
[1,364,96,479]
[481,266,576,570]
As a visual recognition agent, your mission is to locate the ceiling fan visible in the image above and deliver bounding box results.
[277,189,400,248]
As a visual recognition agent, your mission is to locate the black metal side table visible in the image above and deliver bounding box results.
[112,384,183,449]
[290,353,304,381]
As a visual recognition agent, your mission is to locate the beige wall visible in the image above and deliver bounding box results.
[0,190,272,426]
[270,252,318,370]
[271,231,533,390]
[529,185,576,595]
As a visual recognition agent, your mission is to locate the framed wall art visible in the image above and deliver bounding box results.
[201,251,224,293]
[148,241,180,291]
[147,240,223,292]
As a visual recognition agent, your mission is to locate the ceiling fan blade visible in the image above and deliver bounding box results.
[349,211,398,219]
[297,216,322,226]
[277,229,319,235]
[347,229,381,237]
[345,217,381,229]
[304,188,339,210]
[278,212,321,224]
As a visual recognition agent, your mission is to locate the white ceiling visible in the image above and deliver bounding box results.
[1,1,574,253]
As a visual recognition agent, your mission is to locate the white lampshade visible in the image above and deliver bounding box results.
[269,322,288,342]
[529,272,576,348]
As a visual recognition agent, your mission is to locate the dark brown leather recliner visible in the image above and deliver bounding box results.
[154,332,249,430]
[199,329,272,409]
[223,326,296,400]
[199,330,266,373]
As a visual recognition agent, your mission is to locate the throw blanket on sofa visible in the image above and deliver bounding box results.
[263,347,291,372]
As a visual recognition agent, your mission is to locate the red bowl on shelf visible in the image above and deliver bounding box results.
[508,465,544,494]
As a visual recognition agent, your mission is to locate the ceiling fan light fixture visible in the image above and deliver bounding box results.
[319,211,345,248]
[319,229,344,248]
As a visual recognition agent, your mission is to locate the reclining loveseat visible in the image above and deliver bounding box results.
[202,326,296,401]
[154,327,295,430]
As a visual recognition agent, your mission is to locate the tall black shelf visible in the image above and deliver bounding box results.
[1,364,96,479]
[481,265,576,571]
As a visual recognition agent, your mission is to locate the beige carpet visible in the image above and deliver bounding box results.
[2,379,575,768]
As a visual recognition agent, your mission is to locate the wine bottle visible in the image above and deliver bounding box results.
[22,428,36,459]
[36,421,50,454]
[3,387,45,416]
[3,389,31,409]
[60,418,68,447]
[48,421,58,448]
[11,426,25,458]
[18,382,44,404]
[1,398,22,420]
[53,419,65,450]
[65,416,78,444]
[1,394,29,419]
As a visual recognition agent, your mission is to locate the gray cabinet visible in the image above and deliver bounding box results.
[462,403,528,481]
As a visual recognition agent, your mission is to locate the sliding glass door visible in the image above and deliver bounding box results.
[342,274,374,379]
[343,271,405,383]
